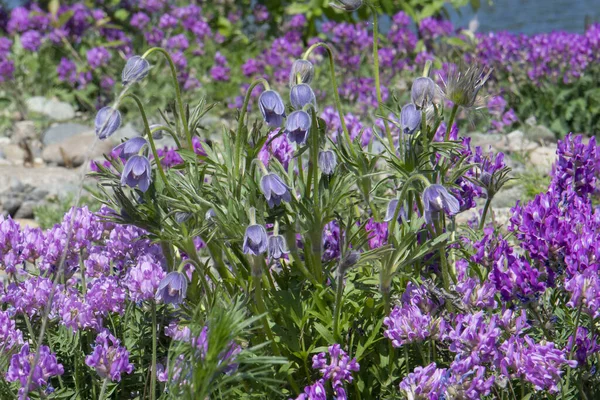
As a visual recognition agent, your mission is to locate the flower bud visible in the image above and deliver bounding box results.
[258,90,286,127]
[318,150,337,175]
[243,224,268,255]
[260,173,292,208]
[95,107,121,140]
[400,103,421,135]
[285,110,311,145]
[331,0,363,11]
[155,271,188,305]
[340,251,361,273]
[290,84,317,110]
[268,235,288,259]
[383,199,407,223]
[289,59,315,87]
[122,56,150,86]
[411,77,437,109]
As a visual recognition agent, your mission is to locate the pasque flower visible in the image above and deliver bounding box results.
[331,0,363,11]
[384,199,407,223]
[289,59,315,87]
[422,184,460,224]
[156,271,188,305]
[318,150,337,175]
[243,224,269,255]
[260,173,292,208]
[113,137,148,160]
[122,55,150,86]
[401,103,421,135]
[121,155,152,192]
[411,77,437,109]
[268,235,288,259]
[290,83,317,110]
[95,107,122,140]
[441,63,491,109]
[285,110,312,144]
[258,90,286,127]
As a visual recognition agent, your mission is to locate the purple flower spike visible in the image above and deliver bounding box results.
[258,90,286,127]
[312,344,360,390]
[95,107,122,140]
[295,380,327,400]
[401,103,421,135]
[285,110,312,145]
[290,83,317,110]
[411,77,437,109]
[121,155,152,192]
[243,224,268,255]
[85,330,133,382]
[399,362,448,399]
[155,271,188,305]
[6,344,64,395]
[318,150,337,175]
[268,235,288,259]
[260,173,292,208]
[122,55,150,86]
[422,184,460,224]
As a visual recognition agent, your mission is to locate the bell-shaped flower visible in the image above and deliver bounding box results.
[258,90,286,127]
[384,199,408,223]
[260,173,292,208]
[318,150,337,175]
[121,155,152,192]
[95,107,121,140]
[155,271,188,305]
[243,224,268,255]
[422,184,460,224]
[268,235,288,259]
[285,110,311,145]
[290,84,317,110]
[122,56,150,86]
[113,137,148,160]
[411,77,437,109]
[289,59,315,87]
[401,103,421,135]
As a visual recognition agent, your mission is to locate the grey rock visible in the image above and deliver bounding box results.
[2,196,22,216]
[492,185,524,208]
[111,122,141,143]
[0,148,5,160]
[506,130,537,152]
[525,115,537,126]
[10,177,24,192]
[14,201,36,219]
[26,96,48,114]
[42,123,90,146]
[0,166,83,198]
[0,143,25,165]
[468,132,507,151]
[26,97,75,121]
[529,145,557,171]
[27,188,49,202]
[526,125,556,143]
[12,121,37,143]
[42,132,113,167]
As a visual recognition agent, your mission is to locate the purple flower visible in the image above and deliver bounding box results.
[365,218,387,249]
[95,107,122,140]
[86,330,133,382]
[401,103,421,135]
[121,155,152,192]
[322,220,341,261]
[86,47,112,69]
[312,344,359,390]
[294,380,327,400]
[383,199,407,223]
[285,110,311,144]
[243,224,268,255]
[155,271,188,305]
[125,254,166,302]
[6,344,64,395]
[444,312,501,365]
[399,362,448,400]
[289,59,314,86]
[318,150,337,175]
[384,304,443,346]
[0,310,23,353]
[113,137,148,160]
[290,83,317,110]
[130,12,150,30]
[56,289,100,332]
[0,60,15,82]
[258,90,286,127]
[86,276,126,316]
[268,235,288,259]
[260,173,292,208]
[411,77,437,109]
[20,30,42,52]
[158,13,178,29]
[122,56,150,86]
[258,128,294,169]
[422,184,460,224]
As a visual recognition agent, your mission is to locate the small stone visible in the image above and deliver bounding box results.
[0,143,26,165]
[42,131,113,167]
[529,145,557,171]
[1,196,22,216]
[12,120,37,143]
[42,123,90,146]
[26,96,48,114]
[27,188,49,202]
[43,99,75,121]
[525,115,537,126]
[10,178,24,192]
[14,201,36,219]
[526,125,556,143]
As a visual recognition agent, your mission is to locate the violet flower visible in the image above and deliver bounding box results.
[155,271,188,305]
[258,90,286,127]
[318,150,337,175]
[6,344,64,396]
[95,107,122,140]
[243,224,268,255]
[121,155,152,192]
[260,173,292,208]
[290,83,317,110]
[85,330,134,382]
[122,55,150,86]
[285,110,311,145]
[411,77,437,109]
[422,184,460,224]
[401,103,421,135]
[268,235,288,259]
[289,59,314,87]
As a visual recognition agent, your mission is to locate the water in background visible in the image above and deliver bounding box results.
[448,0,600,34]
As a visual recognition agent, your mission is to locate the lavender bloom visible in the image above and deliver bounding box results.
[318,150,337,175]
[285,110,312,144]
[384,305,443,346]
[86,330,134,382]
[445,312,501,365]
[243,224,268,255]
[268,235,288,259]
[6,344,64,395]
[289,59,315,87]
[365,218,387,249]
[422,184,460,224]
[95,107,122,140]
[86,276,127,316]
[401,103,421,135]
[411,77,437,109]
[258,90,286,127]
[322,221,341,261]
[121,155,152,192]
[383,199,407,223]
[290,83,317,110]
[399,363,448,400]
[122,56,150,86]
[21,30,42,52]
[114,137,148,160]
[260,173,292,208]
[312,344,359,390]
[0,311,23,353]
[295,380,327,400]
[155,271,188,305]
[567,327,600,366]
[86,46,112,69]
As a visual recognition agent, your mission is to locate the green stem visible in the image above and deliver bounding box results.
[303,42,356,158]
[252,257,277,350]
[479,196,492,230]
[98,377,109,400]
[150,125,181,149]
[123,93,172,194]
[332,269,345,342]
[150,302,157,400]
[370,5,393,149]
[444,104,459,141]
[142,47,192,149]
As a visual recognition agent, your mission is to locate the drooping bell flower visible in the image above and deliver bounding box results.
[113,137,148,160]
[401,103,421,135]
[155,271,188,305]
[122,55,150,86]
[410,77,437,109]
[331,0,363,11]
[290,84,317,110]
[289,59,314,87]
[243,224,268,255]
[258,90,286,127]
[95,107,121,140]
[318,150,337,175]
[268,235,288,259]
[383,199,407,223]
[285,110,311,145]
[422,184,460,224]
[121,155,152,192]
[260,173,292,208]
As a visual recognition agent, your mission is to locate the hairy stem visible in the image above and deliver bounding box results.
[150,302,157,400]
[444,104,459,141]
[332,269,345,342]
